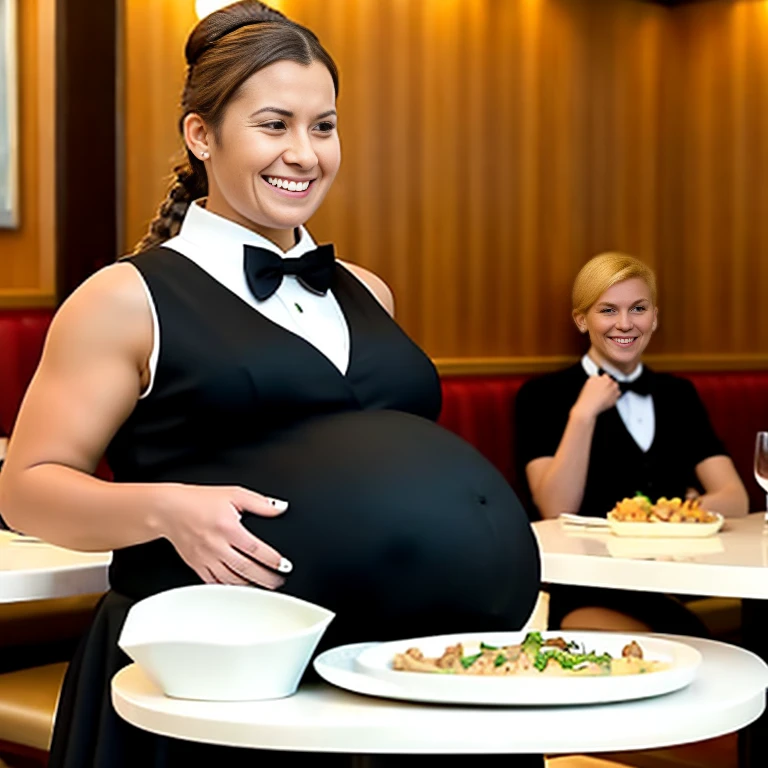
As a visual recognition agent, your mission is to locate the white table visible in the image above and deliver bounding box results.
[533,512,768,767]
[0,530,111,603]
[533,512,768,598]
[112,636,767,756]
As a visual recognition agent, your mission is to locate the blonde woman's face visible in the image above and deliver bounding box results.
[201,60,340,248]
[573,277,658,374]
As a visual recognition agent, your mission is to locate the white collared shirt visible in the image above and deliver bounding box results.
[581,355,655,452]
[134,201,350,398]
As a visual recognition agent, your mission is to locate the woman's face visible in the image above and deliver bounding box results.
[573,277,658,374]
[191,60,340,249]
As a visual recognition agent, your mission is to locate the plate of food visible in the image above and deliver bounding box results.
[313,630,701,706]
[607,494,724,538]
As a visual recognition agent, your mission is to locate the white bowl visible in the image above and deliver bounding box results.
[118,585,334,701]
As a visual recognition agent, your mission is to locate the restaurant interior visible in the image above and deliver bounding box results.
[1,0,768,766]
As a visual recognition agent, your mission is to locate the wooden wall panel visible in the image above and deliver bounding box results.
[671,0,768,356]
[0,0,55,307]
[122,0,197,257]
[121,0,768,366]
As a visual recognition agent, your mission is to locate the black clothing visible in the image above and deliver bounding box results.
[244,242,336,299]
[598,367,655,396]
[50,247,541,768]
[516,363,726,519]
[515,362,725,636]
[545,585,710,637]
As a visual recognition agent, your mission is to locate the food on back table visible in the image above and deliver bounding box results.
[609,494,718,523]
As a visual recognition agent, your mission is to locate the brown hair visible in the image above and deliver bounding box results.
[572,252,657,316]
[132,1,339,254]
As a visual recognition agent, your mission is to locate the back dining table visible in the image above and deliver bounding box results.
[0,530,111,604]
[533,511,768,767]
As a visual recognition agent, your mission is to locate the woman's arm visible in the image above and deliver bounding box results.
[526,375,620,519]
[695,455,749,518]
[0,264,288,587]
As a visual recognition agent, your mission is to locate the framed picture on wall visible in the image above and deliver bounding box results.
[0,0,18,228]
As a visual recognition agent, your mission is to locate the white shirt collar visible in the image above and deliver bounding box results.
[581,354,643,383]
[177,199,317,259]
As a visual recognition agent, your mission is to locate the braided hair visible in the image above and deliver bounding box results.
[132,1,339,254]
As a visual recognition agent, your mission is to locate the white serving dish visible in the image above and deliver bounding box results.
[607,512,724,538]
[313,631,701,706]
[118,584,334,701]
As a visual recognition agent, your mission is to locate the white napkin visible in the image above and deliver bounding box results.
[558,513,610,529]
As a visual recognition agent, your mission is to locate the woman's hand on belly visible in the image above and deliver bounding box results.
[156,484,292,588]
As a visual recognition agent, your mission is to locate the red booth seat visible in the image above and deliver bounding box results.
[0,310,53,438]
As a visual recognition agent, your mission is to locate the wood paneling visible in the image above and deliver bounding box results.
[122,0,197,259]
[121,0,768,365]
[0,0,56,307]
[670,0,768,356]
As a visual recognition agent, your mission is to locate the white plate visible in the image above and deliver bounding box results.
[607,512,724,538]
[314,631,701,706]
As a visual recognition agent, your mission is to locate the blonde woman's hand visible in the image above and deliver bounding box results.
[156,484,291,589]
[570,374,621,423]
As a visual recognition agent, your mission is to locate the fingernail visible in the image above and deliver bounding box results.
[267,497,289,512]
[278,557,293,574]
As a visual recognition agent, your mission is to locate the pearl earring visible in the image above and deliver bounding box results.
[201,151,209,160]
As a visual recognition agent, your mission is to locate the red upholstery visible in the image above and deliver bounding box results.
[438,375,529,495]
[677,371,768,512]
[2,309,767,510]
[0,310,54,436]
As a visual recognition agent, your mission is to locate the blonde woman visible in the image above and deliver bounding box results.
[516,253,747,632]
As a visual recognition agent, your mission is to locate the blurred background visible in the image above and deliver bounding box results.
[1,0,767,372]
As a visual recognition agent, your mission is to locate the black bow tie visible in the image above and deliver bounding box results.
[599,367,655,396]
[244,243,335,301]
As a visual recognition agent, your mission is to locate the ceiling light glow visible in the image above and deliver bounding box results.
[195,1,231,20]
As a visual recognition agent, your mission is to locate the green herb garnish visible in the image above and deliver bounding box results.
[533,648,612,672]
[494,654,506,667]
[460,652,482,669]
[521,631,543,657]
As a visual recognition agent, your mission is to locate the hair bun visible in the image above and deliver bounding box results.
[185,1,288,66]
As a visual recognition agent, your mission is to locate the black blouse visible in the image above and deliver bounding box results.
[515,364,726,518]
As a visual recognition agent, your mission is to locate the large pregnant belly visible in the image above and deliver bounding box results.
[120,410,541,643]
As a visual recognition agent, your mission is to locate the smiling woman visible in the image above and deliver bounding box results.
[131,2,340,255]
[514,252,747,635]
[182,59,340,249]
[516,252,747,524]
[0,3,540,767]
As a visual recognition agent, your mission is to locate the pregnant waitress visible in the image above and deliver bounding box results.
[0,3,540,767]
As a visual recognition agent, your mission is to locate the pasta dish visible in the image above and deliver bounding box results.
[609,494,718,523]
[393,632,668,677]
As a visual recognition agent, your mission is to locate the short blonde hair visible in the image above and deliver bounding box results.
[572,252,657,315]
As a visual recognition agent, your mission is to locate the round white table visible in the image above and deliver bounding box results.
[0,530,111,603]
[533,511,768,767]
[533,512,768,598]
[112,636,767,756]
